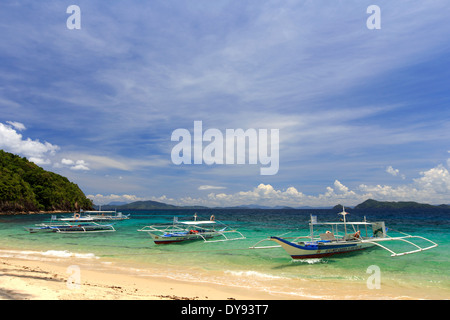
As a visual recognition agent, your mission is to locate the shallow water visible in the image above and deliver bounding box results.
[1,208,449,299]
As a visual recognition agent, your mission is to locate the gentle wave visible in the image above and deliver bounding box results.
[0,249,99,260]
[224,270,287,280]
[291,258,325,264]
[41,250,98,259]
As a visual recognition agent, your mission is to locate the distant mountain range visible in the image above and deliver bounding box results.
[95,200,325,210]
[95,200,207,211]
[96,198,450,211]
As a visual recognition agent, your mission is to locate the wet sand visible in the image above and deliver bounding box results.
[0,256,289,300]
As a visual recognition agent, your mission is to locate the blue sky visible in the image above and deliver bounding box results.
[1,0,449,207]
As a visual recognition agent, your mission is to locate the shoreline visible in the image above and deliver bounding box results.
[1,248,447,300]
[0,253,292,300]
[0,210,70,216]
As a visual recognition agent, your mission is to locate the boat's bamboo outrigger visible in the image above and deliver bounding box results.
[362,234,438,257]
[25,222,116,233]
[250,207,438,259]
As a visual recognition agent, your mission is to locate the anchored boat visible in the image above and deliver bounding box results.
[25,222,116,233]
[51,210,130,222]
[138,213,245,244]
[250,207,438,259]
[51,212,94,222]
[84,210,130,221]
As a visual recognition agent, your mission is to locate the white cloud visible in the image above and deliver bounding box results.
[61,158,74,165]
[71,160,90,171]
[386,166,406,179]
[86,194,146,205]
[358,164,450,204]
[6,121,26,131]
[58,158,90,171]
[332,180,353,195]
[386,166,399,176]
[29,157,51,165]
[0,122,90,171]
[413,164,450,194]
[198,185,227,190]
[0,121,59,165]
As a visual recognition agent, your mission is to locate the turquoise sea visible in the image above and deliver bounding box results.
[1,208,449,299]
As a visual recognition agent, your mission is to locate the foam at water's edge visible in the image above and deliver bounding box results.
[224,270,287,279]
[0,249,99,260]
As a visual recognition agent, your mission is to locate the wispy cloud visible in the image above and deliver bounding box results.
[198,185,227,191]
[5,121,26,131]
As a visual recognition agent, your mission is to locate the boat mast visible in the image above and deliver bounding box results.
[339,206,348,236]
[310,215,316,240]
[364,216,368,237]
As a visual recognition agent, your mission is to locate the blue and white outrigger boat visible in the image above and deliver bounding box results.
[250,208,438,259]
[138,213,245,244]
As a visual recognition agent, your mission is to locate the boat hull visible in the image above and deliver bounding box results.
[150,232,215,244]
[270,236,375,259]
[25,227,57,233]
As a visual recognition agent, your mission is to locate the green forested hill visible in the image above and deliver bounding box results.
[354,199,450,209]
[0,150,93,213]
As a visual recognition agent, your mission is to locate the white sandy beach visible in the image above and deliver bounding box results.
[0,255,289,300]
[2,252,447,301]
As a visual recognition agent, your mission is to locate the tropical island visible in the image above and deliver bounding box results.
[352,199,450,210]
[0,150,93,214]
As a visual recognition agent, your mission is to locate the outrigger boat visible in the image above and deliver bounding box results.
[250,207,438,259]
[51,212,94,222]
[51,210,130,222]
[25,222,116,233]
[138,213,245,244]
[84,210,130,221]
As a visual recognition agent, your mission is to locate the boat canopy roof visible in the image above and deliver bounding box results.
[179,220,216,225]
[310,221,375,226]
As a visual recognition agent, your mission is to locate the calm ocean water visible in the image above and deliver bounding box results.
[1,208,449,299]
